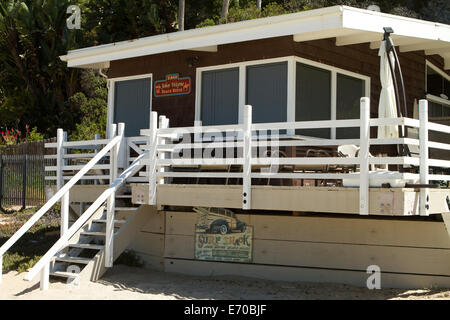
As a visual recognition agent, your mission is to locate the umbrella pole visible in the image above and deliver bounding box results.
[383,27,411,157]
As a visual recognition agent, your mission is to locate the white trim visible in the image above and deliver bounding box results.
[331,70,337,139]
[107,73,153,137]
[427,94,450,107]
[195,55,370,132]
[61,6,450,69]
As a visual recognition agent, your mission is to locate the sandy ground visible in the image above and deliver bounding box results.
[1,265,450,300]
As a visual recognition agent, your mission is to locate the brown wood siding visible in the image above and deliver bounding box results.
[109,36,427,128]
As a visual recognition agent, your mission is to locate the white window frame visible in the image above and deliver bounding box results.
[195,56,370,138]
[107,73,153,138]
[425,61,450,116]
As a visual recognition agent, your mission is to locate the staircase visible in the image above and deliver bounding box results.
[48,187,142,284]
[0,122,152,290]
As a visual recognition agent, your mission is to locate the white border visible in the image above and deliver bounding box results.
[107,73,153,137]
[425,60,450,110]
[195,55,370,138]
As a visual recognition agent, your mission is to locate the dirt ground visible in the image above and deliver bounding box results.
[1,265,450,300]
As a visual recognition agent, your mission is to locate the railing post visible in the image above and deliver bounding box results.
[61,191,69,237]
[56,129,64,192]
[359,97,370,215]
[419,99,430,216]
[243,105,252,210]
[57,129,70,237]
[0,254,3,284]
[148,112,158,205]
[40,261,49,291]
[158,116,169,186]
[105,124,117,268]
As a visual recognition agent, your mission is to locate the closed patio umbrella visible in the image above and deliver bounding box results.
[377,39,399,139]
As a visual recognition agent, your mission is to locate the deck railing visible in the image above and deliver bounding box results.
[0,123,125,287]
[139,98,450,216]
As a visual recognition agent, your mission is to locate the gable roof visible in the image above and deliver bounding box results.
[61,5,450,70]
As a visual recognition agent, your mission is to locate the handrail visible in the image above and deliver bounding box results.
[0,135,122,282]
[24,150,148,282]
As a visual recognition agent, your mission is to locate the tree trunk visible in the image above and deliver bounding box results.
[257,0,262,9]
[221,0,230,19]
[178,0,185,31]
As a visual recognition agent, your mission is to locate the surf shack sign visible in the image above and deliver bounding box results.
[193,207,253,263]
[154,74,191,97]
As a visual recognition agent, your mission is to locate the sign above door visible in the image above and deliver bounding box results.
[154,73,191,97]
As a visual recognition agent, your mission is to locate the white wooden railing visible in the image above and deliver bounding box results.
[23,150,147,285]
[140,98,450,216]
[0,123,125,287]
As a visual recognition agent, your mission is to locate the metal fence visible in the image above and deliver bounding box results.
[0,139,56,212]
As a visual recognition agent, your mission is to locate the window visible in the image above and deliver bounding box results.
[426,62,450,119]
[246,62,288,124]
[196,56,369,138]
[201,68,239,126]
[336,74,364,139]
[295,63,367,139]
[296,63,331,138]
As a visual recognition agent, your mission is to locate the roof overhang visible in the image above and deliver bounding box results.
[61,5,450,70]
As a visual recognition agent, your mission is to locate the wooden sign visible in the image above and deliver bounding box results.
[194,207,253,263]
[154,74,191,97]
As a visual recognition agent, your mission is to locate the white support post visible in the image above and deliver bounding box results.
[148,112,158,205]
[419,99,430,216]
[40,262,49,291]
[60,191,69,237]
[56,129,64,192]
[359,97,370,216]
[105,124,118,268]
[158,116,169,186]
[243,105,252,210]
[0,254,3,284]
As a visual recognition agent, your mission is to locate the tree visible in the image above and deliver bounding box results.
[257,0,262,9]
[178,0,185,30]
[70,70,108,141]
[221,0,230,19]
[0,0,81,135]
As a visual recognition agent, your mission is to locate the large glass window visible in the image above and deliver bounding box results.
[296,63,331,138]
[336,74,364,139]
[426,63,450,119]
[198,58,368,137]
[246,62,288,123]
[201,68,239,126]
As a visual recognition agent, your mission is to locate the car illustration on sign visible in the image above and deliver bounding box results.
[194,207,247,235]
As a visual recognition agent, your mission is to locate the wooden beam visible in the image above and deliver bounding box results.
[400,41,448,53]
[151,184,450,216]
[164,258,450,289]
[336,32,382,46]
[165,211,450,249]
[188,45,218,52]
[425,46,450,56]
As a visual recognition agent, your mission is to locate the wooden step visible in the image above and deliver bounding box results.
[80,231,106,237]
[50,271,80,279]
[54,256,91,264]
[115,207,138,211]
[92,219,127,224]
[68,243,104,250]
[116,194,132,199]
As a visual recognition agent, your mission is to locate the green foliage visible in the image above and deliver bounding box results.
[80,0,178,46]
[0,207,60,273]
[0,0,81,136]
[70,70,108,141]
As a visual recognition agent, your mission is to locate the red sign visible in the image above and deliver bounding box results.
[154,74,191,97]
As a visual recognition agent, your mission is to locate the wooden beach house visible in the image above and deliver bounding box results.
[1,5,450,290]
